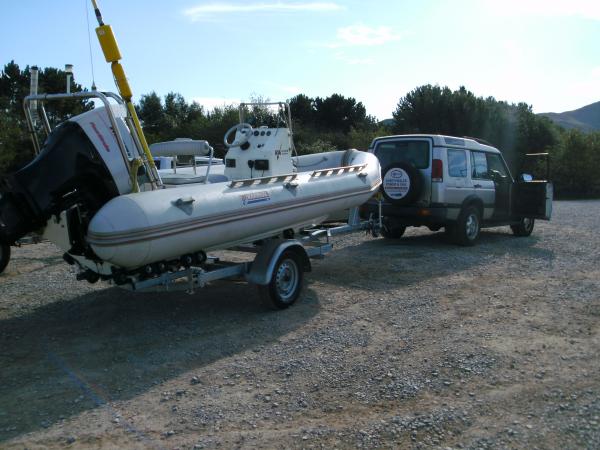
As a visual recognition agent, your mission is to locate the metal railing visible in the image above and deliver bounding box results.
[23,90,161,189]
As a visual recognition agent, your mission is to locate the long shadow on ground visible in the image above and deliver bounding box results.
[313,229,554,291]
[0,282,319,441]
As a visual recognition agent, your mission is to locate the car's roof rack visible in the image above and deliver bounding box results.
[463,136,493,146]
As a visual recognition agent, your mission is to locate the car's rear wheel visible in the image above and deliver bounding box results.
[511,217,535,236]
[452,206,481,246]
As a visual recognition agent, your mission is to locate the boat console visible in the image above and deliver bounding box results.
[223,123,294,181]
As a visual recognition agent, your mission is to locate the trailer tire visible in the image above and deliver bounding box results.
[258,250,303,309]
[0,243,10,274]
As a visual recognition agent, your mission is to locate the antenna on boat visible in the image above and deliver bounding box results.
[85,0,97,91]
[29,66,39,126]
[64,64,73,94]
[89,0,161,190]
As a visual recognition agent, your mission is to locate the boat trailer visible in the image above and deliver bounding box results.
[116,207,381,308]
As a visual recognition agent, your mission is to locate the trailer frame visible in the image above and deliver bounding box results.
[117,207,381,308]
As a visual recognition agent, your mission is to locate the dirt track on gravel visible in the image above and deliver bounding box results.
[1,200,599,449]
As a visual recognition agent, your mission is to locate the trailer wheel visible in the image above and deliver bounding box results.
[259,250,303,309]
[0,244,10,274]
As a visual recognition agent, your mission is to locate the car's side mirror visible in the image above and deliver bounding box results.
[489,169,505,182]
[519,173,533,182]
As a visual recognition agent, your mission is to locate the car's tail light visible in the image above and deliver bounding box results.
[432,159,443,182]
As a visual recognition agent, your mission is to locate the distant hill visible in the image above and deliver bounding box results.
[378,118,395,128]
[539,101,600,132]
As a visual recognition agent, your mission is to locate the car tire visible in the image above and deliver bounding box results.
[258,250,303,309]
[511,217,535,237]
[0,243,10,274]
[381,221,406,239]
[380,162,423,206]
[453,206,481,246]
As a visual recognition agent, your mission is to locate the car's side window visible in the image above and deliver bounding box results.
[447,149,467,177]
[486,153,509,177]
[471,151,489,179]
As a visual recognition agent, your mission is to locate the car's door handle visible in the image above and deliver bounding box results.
[474,184,482,188]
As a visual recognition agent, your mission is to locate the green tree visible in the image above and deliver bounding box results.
[392,84,558,175]
[552,129,600,197]
[0,61,92,173]
[314,93,373,133]
[138,91,165,140]
[289,94,315,127]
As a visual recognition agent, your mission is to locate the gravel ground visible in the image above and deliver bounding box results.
[1,200,599,449]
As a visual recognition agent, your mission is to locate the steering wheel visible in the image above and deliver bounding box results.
[224,123,253,149]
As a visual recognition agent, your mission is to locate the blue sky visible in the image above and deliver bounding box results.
[1,0,599,120]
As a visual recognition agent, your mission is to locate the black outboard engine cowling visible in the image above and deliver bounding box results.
[0,121,120,246]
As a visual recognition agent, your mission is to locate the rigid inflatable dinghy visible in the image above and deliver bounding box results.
[0,2,381,297]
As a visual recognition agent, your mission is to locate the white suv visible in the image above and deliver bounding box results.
[361,135,552,245]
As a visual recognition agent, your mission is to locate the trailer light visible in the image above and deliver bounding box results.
[432,159,443,182]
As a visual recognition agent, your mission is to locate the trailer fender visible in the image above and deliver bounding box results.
[246,239,311,285]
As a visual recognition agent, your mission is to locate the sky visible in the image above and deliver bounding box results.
[1,0,599,120]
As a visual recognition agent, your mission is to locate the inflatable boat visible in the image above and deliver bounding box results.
[0,99,380,279]
[0,2,381,282]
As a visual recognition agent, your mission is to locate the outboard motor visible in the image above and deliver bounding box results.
[0,121,121,252]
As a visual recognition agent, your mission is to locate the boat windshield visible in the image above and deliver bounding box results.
[374,140,430,169]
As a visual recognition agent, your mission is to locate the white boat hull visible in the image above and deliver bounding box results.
[87,150,381,269]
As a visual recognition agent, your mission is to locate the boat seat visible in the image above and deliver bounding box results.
[150,139,210,157]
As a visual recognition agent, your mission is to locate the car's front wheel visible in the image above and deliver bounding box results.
[452,206,481,246]
[511,217,535,237]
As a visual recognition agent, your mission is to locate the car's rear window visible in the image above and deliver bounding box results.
[374,140,430,169]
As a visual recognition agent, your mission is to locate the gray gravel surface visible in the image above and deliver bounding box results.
[0,200,599,449]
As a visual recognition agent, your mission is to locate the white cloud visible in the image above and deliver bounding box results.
[192,97,241,110]
[483,0,600,20]
[326,25,402,48]
[184,2,343,20]
[338,25,401,46]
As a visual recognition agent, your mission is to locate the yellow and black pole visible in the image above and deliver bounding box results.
[90,0,160,191]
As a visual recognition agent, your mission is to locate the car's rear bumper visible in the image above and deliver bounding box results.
[360,200,453,226]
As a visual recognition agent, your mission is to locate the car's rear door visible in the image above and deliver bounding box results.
[445,148,473,210]
[373,138,432,205]
[470,151,495,220]
[513,181,553,220]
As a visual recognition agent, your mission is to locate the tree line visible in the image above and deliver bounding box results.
[1,61,598,197]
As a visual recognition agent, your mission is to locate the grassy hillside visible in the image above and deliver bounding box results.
[540,101,600,132]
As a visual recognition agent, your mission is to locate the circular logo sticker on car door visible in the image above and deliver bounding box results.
[383,167,411,199]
